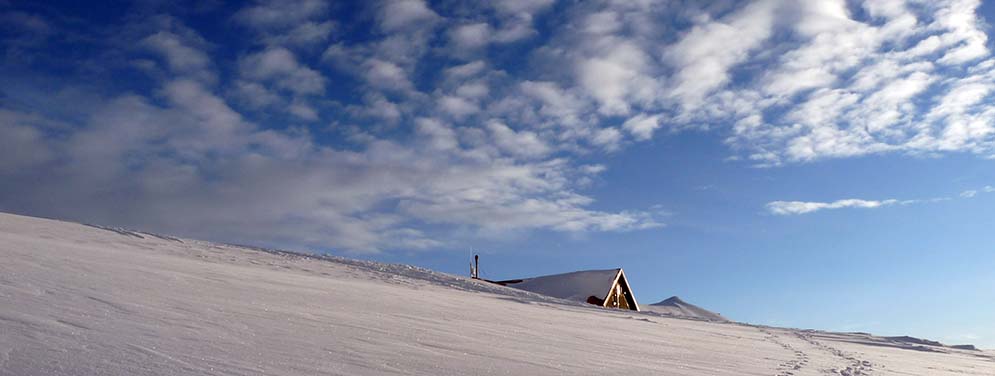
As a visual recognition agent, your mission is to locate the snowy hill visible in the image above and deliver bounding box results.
[642,296,728,322]
[0,212,992,375]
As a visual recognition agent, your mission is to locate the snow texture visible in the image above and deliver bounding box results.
[0,212,993,375]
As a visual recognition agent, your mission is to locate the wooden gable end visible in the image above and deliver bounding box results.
[600,269,639,311]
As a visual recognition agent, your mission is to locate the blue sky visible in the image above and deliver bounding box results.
[1,0,994,347]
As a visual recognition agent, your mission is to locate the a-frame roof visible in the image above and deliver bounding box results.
[611,268,639,311]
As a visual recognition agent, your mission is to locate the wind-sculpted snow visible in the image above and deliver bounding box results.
[0,212,992,375]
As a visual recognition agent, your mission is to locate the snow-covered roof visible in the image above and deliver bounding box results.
[498,269,622,303]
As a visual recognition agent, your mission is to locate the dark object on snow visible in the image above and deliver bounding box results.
[470,254,480,279]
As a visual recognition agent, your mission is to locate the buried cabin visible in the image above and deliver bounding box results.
[491,268,639,311]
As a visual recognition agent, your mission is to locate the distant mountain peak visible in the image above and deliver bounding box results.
[653,296,686,306]
[642,295,727,322]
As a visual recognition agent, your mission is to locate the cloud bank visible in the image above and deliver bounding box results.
[2,0,994,251]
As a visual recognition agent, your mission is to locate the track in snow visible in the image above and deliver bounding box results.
[794,332,873,376]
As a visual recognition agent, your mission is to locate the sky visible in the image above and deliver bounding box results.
[1,0,994,348]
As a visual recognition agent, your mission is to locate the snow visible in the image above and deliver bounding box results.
[1,212,993,375]
[496,269,622,304]
[642,296,728,322]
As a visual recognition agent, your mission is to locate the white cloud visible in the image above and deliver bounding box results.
[415,117,459,152]
[12,0,995,255]
[491,0,554,16]
[362,58,413,92]
[1,88,660,253]
[768,184,995,216]
[680,0,995,165]
[267,21,335,47]
[581,11,621,35]
[664,0,778,108]
[240,47,326,95]
[591,127,622,152]
[378,0,440,32]
[234,0,333,49]
[449,22,491,50]
[165,80,244,130]
[437,95,479,119]
[288,101,319,120]
[230,80,282,109]
[140,31,214,83]
[486,120,551,158]
[575,40,653,115]
[445,60,487,79]
[233,0,329,30]
[488,0,554,43]
[0,112,54,174]
[514,80,592,142]
[455,82,489,99]
[622,114,661,141]
[767,199,899,215]
[356,93,402,124]
[933,0,989,65]
[927,79,993,121]
[479,0,995,164]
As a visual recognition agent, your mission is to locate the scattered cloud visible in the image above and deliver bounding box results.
[767,199,899,216]
[486,120,550,158]
[377,0,440,32]
[665,0,778,108]
[0,3,667,252]
[960,185,995,198]
[234,0,334,48]
[0,11,51,35]
[622,114,662,141]
[233,0,329,30]
[0,94,661,253]
[4,0,995,252]
[769,184,995,215]
[140,31,212,80]
[0,112,55,174]
[239,47,326,95]
[362,59,413,92]
[449,22,491,50]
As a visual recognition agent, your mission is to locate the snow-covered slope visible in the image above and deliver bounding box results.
[1,212,992,375]
[642,296,728,322]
